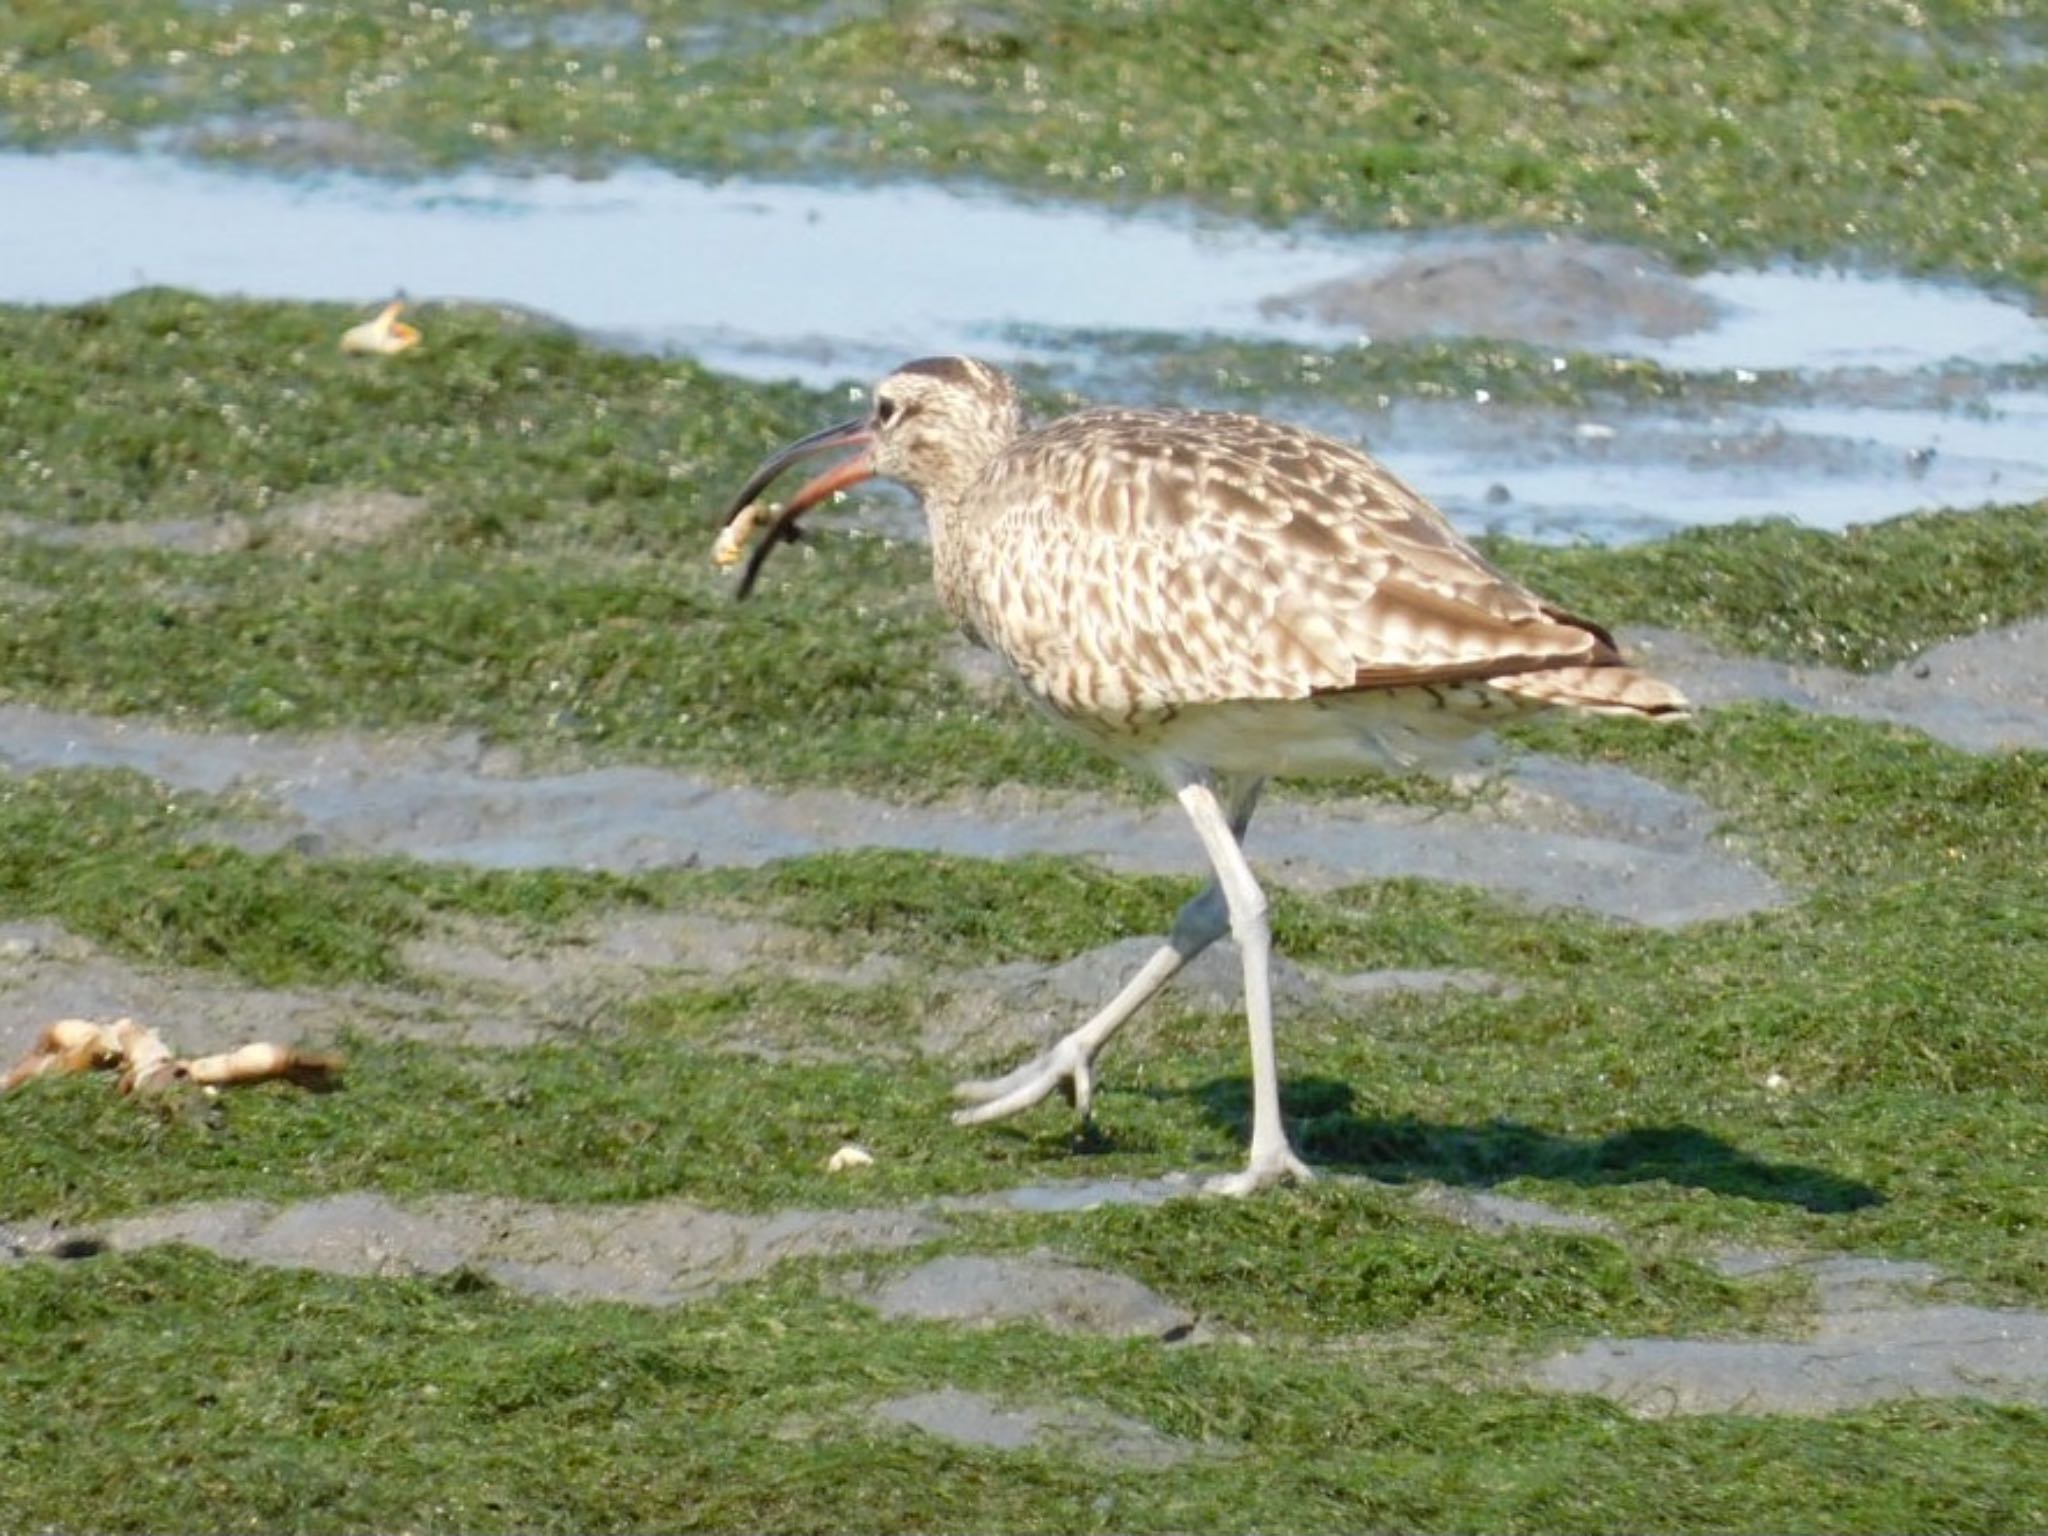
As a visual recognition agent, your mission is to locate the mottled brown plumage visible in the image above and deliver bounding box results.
[720,357,1687,1194]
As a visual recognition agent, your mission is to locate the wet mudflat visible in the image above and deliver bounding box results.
[0,703,1783,923]
[3,291,2046,1528]
[4,4,2047,1523]
[3,304,2045,1531]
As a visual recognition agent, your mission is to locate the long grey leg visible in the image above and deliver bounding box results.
[1171,775,1313,1196]
[952,777,1265,1127]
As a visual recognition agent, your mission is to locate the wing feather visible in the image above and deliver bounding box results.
[968,408,1615,715]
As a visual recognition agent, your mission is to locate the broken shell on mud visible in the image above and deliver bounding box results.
[341,299,422,356]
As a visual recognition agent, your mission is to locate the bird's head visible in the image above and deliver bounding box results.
[717,356,1021,597]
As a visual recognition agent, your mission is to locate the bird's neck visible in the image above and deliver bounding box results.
[923,486,985,634]
[906,433,1015,634]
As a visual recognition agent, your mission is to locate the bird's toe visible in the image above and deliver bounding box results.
[1203,1148,1315,1198]
[950,1040,1092,1126]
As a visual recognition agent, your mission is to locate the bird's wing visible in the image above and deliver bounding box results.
[973,409,1613,714]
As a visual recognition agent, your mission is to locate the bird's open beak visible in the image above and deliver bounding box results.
[717,417,875,599]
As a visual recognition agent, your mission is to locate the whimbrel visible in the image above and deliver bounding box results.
[719,358,1687,1195]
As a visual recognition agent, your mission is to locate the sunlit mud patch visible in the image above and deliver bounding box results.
[0,707,1787,927]
[1263,240,1722,351]
[1535,1254,2048,1416]
[866,1388,1206,1469]
[1622,617,2048,756]
[846,1251,1194,1338]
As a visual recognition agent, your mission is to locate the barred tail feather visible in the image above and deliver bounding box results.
[1489,665,1691,719]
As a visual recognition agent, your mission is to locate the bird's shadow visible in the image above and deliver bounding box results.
[1180,1075,1883,1214]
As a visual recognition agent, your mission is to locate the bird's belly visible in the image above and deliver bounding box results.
[1126,686,1528,779]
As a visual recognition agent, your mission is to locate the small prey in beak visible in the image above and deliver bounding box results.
[713,416,874,598]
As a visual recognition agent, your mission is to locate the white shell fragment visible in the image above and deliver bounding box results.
[825,1144,876,1172]
[341,299,422,356]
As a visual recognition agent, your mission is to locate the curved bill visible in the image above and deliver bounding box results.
[717,417,875,599]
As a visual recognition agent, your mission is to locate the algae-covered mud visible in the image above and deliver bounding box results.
[2,287,2046,1532]
[3,2,2047,1530]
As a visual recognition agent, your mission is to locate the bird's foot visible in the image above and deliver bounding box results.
[1203,1145,1315,1198]
[952,1037,1095,1126]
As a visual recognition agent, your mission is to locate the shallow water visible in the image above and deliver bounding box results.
[1354,396,2048,542]
[6,148,2047,541]
[10,150,2046,377]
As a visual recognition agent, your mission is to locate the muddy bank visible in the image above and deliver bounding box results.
[1623,618,2048,755]
[6,1191,944,1308]
[0,491,431,558]
[1262,239,1721,351]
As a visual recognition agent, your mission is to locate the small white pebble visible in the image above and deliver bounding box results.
[1763,1071,1791,1095]
[1573,421,1617,442]
[825,1144,875,1172]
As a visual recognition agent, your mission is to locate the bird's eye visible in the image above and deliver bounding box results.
[874,396,900,428]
